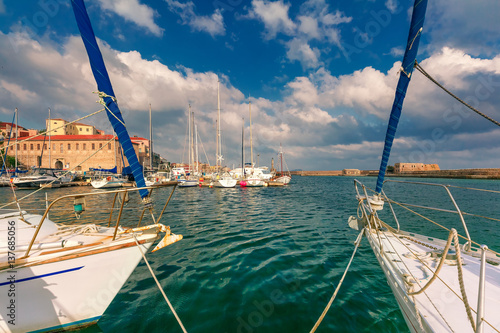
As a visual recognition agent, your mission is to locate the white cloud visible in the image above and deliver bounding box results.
[0,0,5,14]
[2,27,499,170]
[385,0,398,14]
[247,0,351,68]
[96,0,163,37]
[165,0,225,37]
[247,0,296,39]
[285,38,320,69]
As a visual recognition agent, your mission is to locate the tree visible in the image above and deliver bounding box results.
[387,165,395,173]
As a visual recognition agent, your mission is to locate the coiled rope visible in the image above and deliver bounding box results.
[309,227,365,333]
[408,228,476,331]
[132,234,188,333]
[414,61,500,127]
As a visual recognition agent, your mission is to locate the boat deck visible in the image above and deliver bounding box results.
[366,227,500,332]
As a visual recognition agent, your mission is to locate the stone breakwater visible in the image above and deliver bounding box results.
[291,168,500,179]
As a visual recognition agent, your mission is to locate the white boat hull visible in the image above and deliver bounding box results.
[363,226,500,333]
[213,178,237,188]
[91,179,125,189]
[274,175,291,184]
[0,241,153,332]
[178,179,198,187]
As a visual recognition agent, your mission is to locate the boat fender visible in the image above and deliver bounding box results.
[107,176,111,181]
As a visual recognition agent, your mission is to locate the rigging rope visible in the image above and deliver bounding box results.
[309,228,365,333]
[132,234,188,333]
[414,61,500,127]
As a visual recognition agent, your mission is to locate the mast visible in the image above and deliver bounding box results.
[216,78,221,172]
[48,108,51,169]
[280,143,283,176]
[15,108,18,172]
[188,105,192,176]
[374,0,428,194]
[241,117,245,178]
[149,103,153,171]
[249,101,254,172]
[195,124,199,175]
[191,110,195,176]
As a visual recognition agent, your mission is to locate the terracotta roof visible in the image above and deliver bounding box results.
[23,134,117,141]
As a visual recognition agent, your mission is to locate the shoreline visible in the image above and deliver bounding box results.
[290,168,500,179]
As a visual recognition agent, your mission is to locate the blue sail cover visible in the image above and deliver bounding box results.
[375,0,428,193]
[71,0,148,199]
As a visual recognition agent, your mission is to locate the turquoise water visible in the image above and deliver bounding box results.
[4,176,499,332]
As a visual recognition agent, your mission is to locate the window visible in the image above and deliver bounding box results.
[92,143,95,150]
[60,143,63,152]
[99,143,102,149]
[37,144,40,150]
[17,144,19,150]
[83,143,87,150]
[108,143,111,150]
[30,144,33,150]
[53,144,55,151]
[67,143,71,150]
[76,143,79,150]
[86,128,89,132]
[23,144,27,150]
[43,144,47,150]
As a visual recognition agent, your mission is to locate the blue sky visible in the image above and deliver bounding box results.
[0,0,499,171]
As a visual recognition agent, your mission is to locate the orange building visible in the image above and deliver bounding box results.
[394,163,440,173]
[7,134,139,173]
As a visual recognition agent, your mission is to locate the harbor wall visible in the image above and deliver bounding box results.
[291,168,500,179]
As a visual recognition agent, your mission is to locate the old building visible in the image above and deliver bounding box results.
[342,169,361,176]
[394,163,440,173]
[46,119,100,136]
[7,134,140,173]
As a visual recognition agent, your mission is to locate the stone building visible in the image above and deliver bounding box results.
[46,119,99,136]
[394,163,440,173]
[7,134,140,173]
[342,169,361,176]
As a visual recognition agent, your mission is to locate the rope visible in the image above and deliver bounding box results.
[93,91,126,127]
[414,61,500,127]
[309,228,365,333]
[132,233,188,333]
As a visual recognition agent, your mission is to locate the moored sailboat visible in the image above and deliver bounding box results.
[0,1,183,332]
[347,0,500,332]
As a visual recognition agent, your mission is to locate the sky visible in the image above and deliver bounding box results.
[0,0,499,171]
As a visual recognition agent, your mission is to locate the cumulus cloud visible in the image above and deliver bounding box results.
[1,27,499,170]
[428,0,500,57]
[165,0,225,37]
[96,0,163,36]
[246,0,351,69]
[246,0,296,39]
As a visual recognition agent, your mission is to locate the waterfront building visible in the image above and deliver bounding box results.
[394,163,440,173]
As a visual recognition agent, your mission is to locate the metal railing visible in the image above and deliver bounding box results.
[22,184,177,258]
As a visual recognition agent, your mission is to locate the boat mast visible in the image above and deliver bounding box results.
[241,117,245,177]
[188,105,192,176]
[48,108,51,169]
[280,143,283,176]
[249,101,254,172]
[217,78,221,172]
[195,123,199,175]
[15,108,18,172]
[149,103,153,171]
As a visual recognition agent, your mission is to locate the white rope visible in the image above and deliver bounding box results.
[309,228,365,333]
[132,233,188,333]
[93,91,126,127]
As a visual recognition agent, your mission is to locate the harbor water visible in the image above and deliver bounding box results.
[3,176,499,332]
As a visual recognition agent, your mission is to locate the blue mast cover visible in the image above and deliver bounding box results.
[71,0,148,199]
[375,0,429,193]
